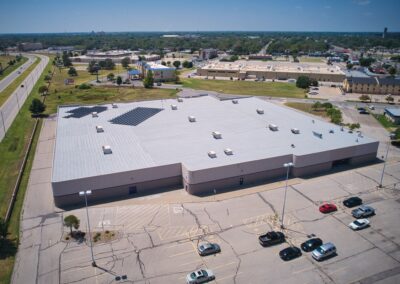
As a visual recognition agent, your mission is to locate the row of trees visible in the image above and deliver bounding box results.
[87,59,115,73]
[311,101,343,124]
[296,76,318,89]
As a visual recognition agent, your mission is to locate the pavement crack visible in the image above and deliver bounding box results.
[203,207,222,231]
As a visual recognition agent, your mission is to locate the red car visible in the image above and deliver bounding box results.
[319,203,337,213]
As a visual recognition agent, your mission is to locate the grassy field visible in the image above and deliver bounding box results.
[298,56,325,63]
[0,56,28,80]
[181,78,306,98]
[0,56,40,106]
[372,113,397,130]
[284,102,329,118]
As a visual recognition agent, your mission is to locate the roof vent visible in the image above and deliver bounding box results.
[232,99,238,104]
[256,109,264,114]
[177,98,183,102]
[212,131,222,139]
[171,104,178,110]
[224,148,233,155]
[188,116,196,122]
[329,129,334,134]
[291,144,295,148]
[96,125,104,133]
[102,145,112,154]
[208,151,217,158]
[92,112,98,117]
[268,124,279,131]
[313,131,323,139]
[291,128,300,134]
[112,103,118,108]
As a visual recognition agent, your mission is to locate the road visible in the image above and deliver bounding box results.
[0,54,37,93]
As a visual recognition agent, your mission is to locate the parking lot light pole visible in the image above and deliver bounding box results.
[281,162,294,229]
[79,190,97,267]
[379,134,396,188]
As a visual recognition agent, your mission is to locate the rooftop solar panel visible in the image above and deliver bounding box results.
[64,106,108,118]
[109,107,163,126]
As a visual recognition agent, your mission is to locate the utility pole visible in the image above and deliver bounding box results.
[79,190,97,267]
[281,162,294,229]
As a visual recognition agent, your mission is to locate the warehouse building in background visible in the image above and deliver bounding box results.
[52,96,378,207]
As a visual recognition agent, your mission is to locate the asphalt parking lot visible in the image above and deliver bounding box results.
[12,104,400,284]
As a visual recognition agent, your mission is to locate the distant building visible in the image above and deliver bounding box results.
[248,54,273,60]
[384,108,400,124]
[70,50,160,63]
[19,42,43,51]
[48,46,75,52]
[343,77,400,95]
[139,62,176,82]
[199,48,218,60]
[383,27,388,39]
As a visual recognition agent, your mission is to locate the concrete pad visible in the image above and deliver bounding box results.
[23,183,55,218]
[28,167,52,185]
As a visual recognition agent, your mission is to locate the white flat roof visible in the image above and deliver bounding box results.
[53,96,376,183]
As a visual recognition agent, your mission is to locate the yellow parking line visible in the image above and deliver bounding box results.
[169,250,194,258]
[178,259,203,267]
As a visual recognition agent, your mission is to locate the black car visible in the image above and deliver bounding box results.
[259,231,285,247]
[343,197,363,208]
[279,246,302,261]
[301,238,323,252]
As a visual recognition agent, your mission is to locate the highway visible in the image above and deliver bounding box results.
[0,54,37,93]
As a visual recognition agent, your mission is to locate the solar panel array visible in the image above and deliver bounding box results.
[109,107,163,126]
[64,106,108,118]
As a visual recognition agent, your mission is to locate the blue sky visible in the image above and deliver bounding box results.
[0,0,399,33]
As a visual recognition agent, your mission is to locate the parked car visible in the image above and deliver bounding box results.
[197,243,221,256]
[186,269,215,284]
[157,82,162,86]
[259,231,285,247]
[279,246,302,261]
[343,197,363,208]
[319,203,337,214]
[301,238,323,252]
[368,105,375,110]
[312,243,336,261]
[359,109,369,115]
[352,205,375,218]
[349,219,370,230]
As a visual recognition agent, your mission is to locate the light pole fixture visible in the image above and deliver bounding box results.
[379,133,396,188]
[281,162,294,229]
[79,190,97,267]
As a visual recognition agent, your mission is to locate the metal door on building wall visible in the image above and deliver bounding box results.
[239,177,244,185]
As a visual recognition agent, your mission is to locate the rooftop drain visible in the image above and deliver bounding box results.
[208,151,217,158]
[188,116,196,122]
[291,128,300,134]
[92,112,98,118]
[171,104,178,110]
[268,124,279,131]
[232,99,239,104]
[212,131,222,139]
[102,145,112,154]
[112,103,118,108]
[256,109,264,114]
[224,148,233,155]
[96,125,104,133]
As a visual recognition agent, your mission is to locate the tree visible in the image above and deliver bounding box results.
[161,61,166,66]
[62,51,72,67]
[359,94,371,102]
[349,123,361,130]
[121,57,130,69]
[312,101,322,110]
[63,215,80,235]
[359,57,375,67]
[107,73,115,81]
[173,60,181,68]
[38,85,48,96]
[44,74,52,81]
[87,60,99,74]
[327,107,343,124]
[296,76,311,89]
[29,98,46,115]
[388,66,397,77]
[143,70,154,88]
[386,96,394,103]
[0,218,7,240]
[68,67,77,76]
[116,76,122,86]
[346,63,354,70]
[174,70,180,84]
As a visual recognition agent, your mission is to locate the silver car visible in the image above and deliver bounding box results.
[352,205,375,218]
[197,243,221,256]
[312,242,336,261]
[186,269,215,284]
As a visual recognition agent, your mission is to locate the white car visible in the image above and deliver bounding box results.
[186,269,215,284]
[368,105,375,110]
[349,219,370,230]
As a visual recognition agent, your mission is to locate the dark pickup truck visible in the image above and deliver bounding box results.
[259,231,285,247]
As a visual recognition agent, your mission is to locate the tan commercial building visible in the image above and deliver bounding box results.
[197,60,346,82]
[52,96,378,207]
[343,77,400,95]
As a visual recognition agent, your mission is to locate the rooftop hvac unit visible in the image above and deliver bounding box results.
[291,128,300,134]
[256,109,264,114]
[102,145,112,154]
[112,103,118,108]
[171,104,178,110]
[92,112,98,117]
[329,129,334,134]
[232,99,239,104]
[96,125,104,133]
[208,151,217,158]
[224,148,233,155]
[177,98,183,102]
[212,131,222,139]
[313,131,323,139]
[188,116,196,122]
[269,124,279,131]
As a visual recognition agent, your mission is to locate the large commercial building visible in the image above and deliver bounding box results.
[19,42,43,51]
[52,96,378,207]
[138,62,176,82]
[71,50,160,63]
[343,77,400,95]
[197,60,346,82]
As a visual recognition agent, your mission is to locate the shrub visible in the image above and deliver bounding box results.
[78,83,91,90]
[296,76,311,89]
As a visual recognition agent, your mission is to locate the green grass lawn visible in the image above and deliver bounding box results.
[181,78,306,98]
[0,56,40,106]
[0,56,28,80]
[372,113,397,130]
[284,102,329,118]
[298,56,325,63]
